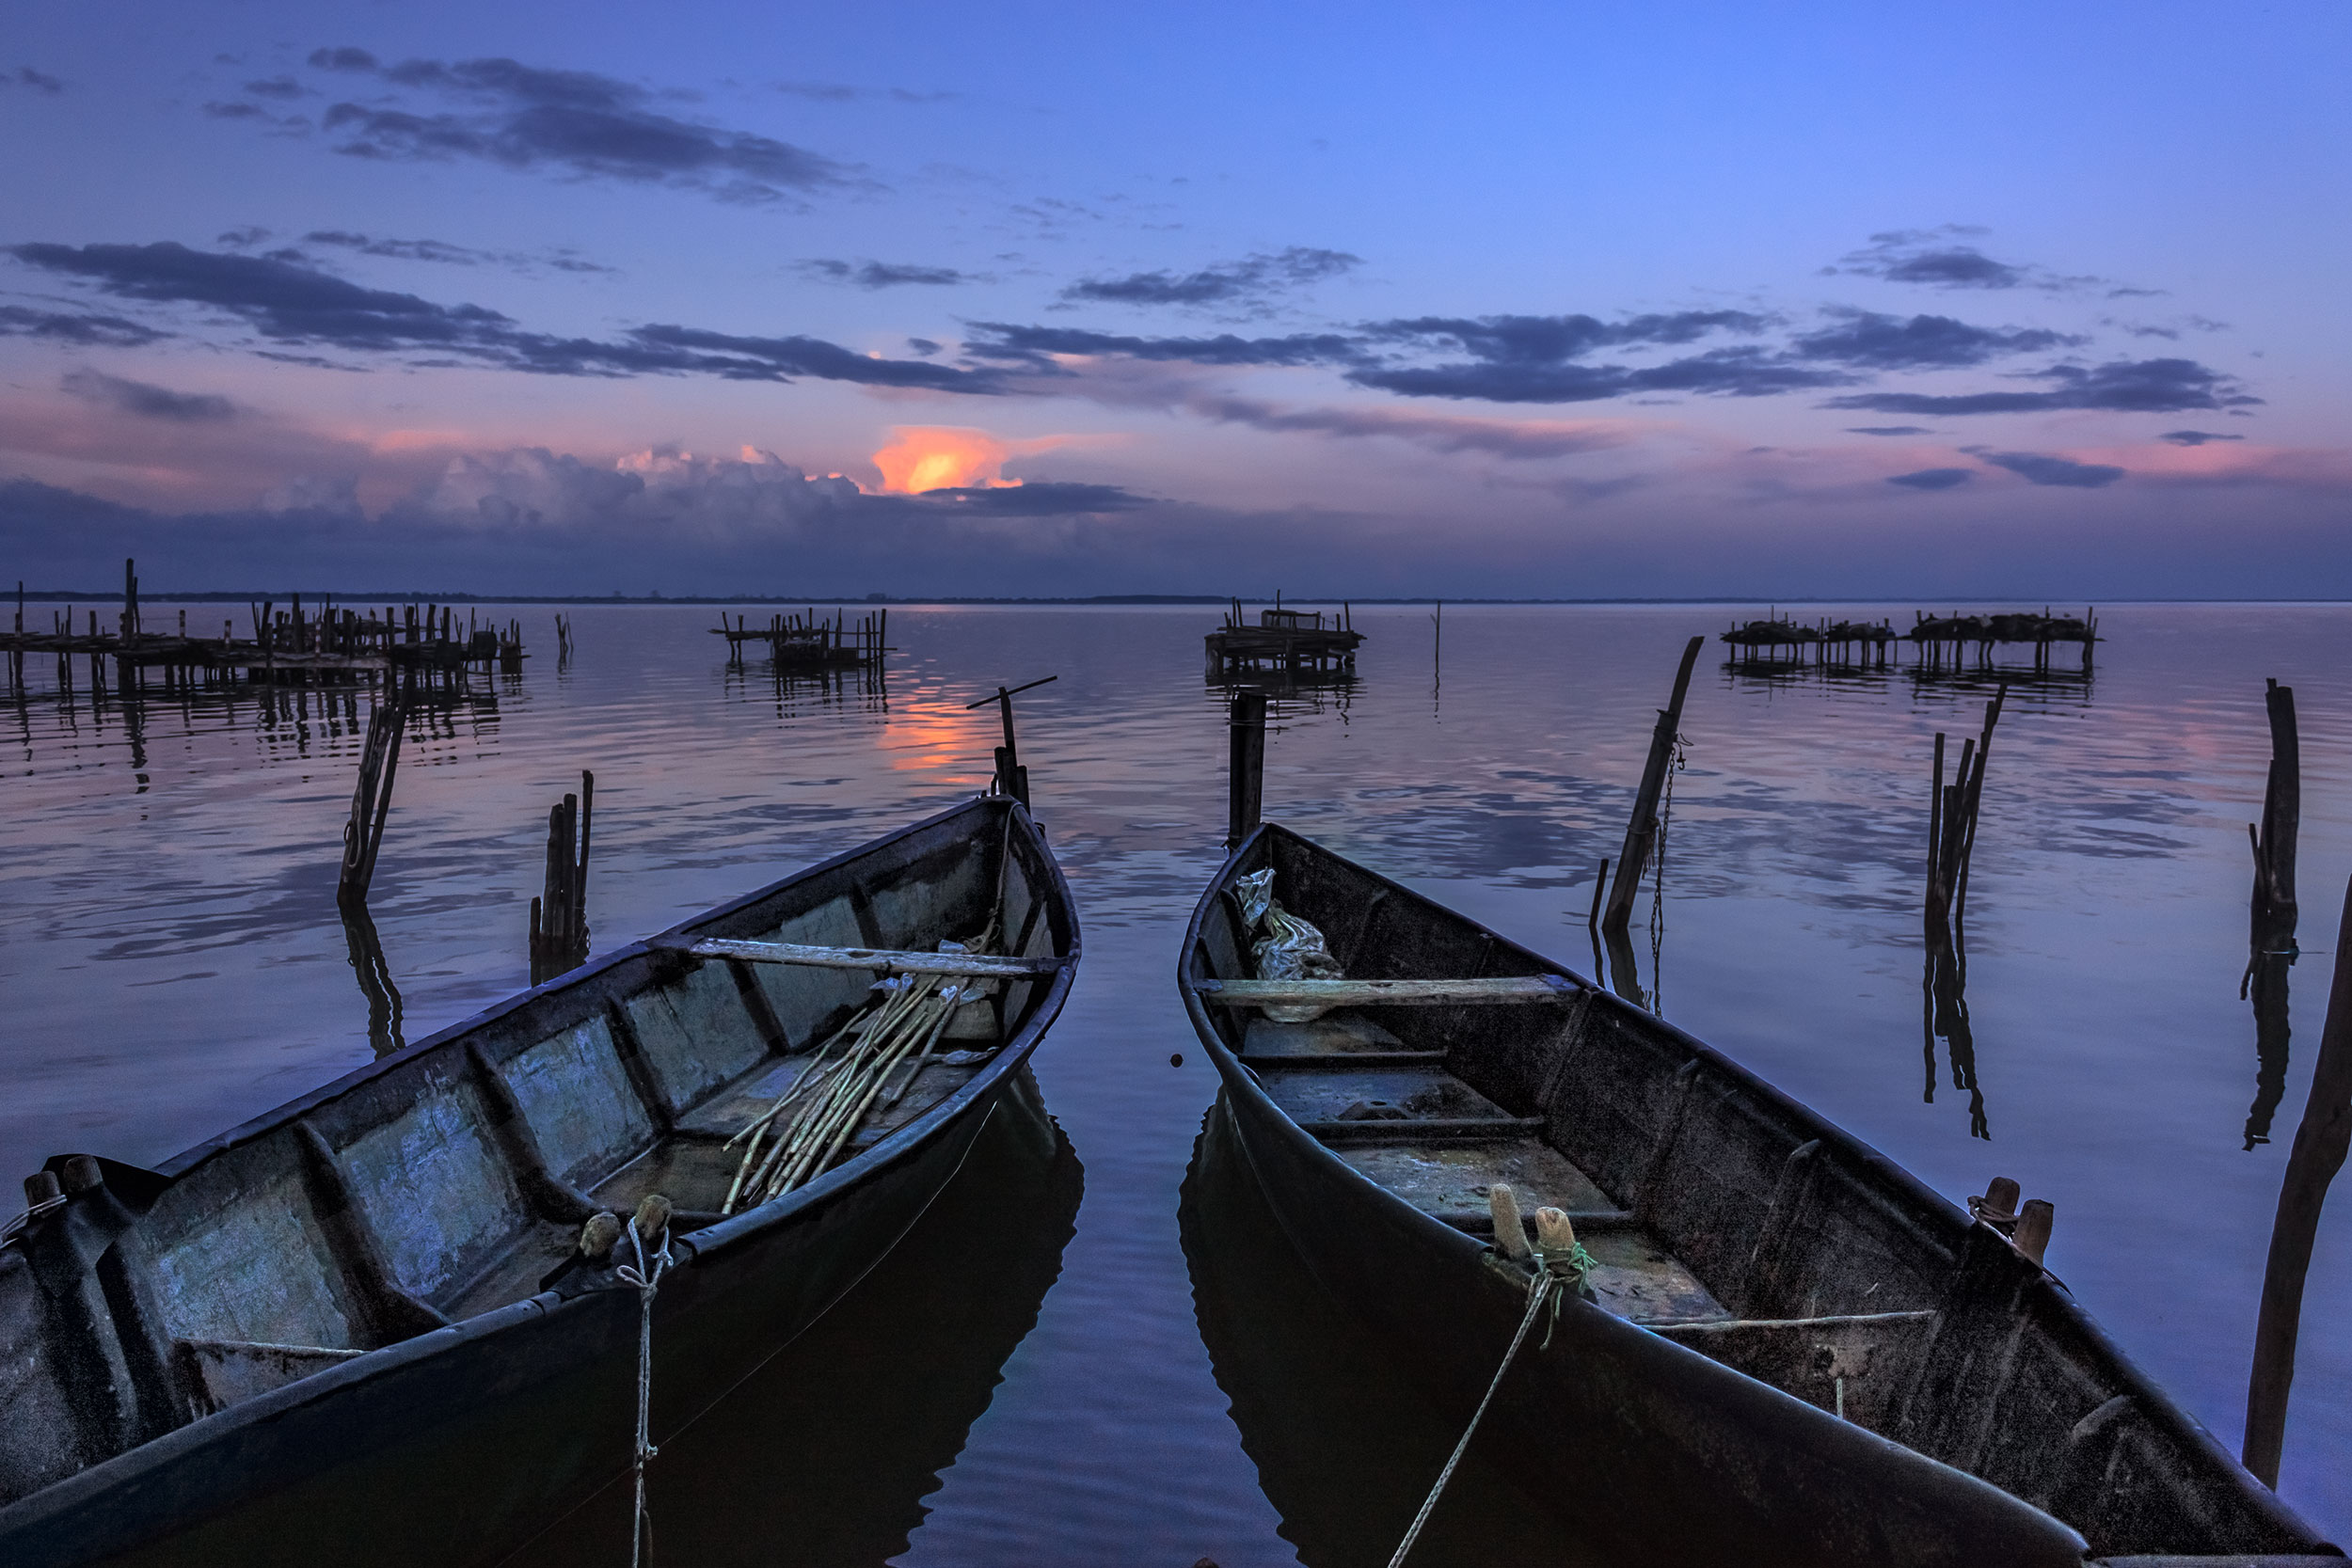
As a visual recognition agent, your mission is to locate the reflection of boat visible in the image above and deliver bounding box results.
[1181,825,2333,1566]
[0,796,1079,1567]
[1181,1102,1590,1568]
[510,1067,1081,1568]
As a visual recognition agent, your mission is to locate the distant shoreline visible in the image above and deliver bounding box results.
[9,591,2345,608]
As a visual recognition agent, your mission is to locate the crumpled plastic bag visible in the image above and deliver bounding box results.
[1232,868,1343,1022]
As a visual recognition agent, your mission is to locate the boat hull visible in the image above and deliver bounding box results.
[0,798,1079,1566]
[1181,824,2336,1567]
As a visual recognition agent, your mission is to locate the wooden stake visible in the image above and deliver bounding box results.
[1602,635,1705,933]
[2244,874,2352,1487]
[1227,689,1267,850]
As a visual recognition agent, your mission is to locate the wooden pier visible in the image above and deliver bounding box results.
[1205,599,1363,684]
[713,608,888,672]
[1721,609,2099,673]
[3,562,525,696]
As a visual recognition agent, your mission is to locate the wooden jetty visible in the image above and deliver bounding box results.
[712,608,887,673]
[4,564,524,695]
[1205,598,1363,684]
[1721,609,2099,674]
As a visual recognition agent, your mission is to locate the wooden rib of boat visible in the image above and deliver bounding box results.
[0,795,1078,1568]
[1181,824,2339,1568]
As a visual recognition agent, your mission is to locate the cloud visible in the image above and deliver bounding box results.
[1829,228,2111,293]
[1825,356,2259,416]
[244,76,306,100]
[0,304,171,346]
[1363,309,1769,361]
[774,81,955,105]
[1886,467,1974,490]
[1977,450,2127,487]
[8,240,995,391]
[297,49,851,204]
[1061,246,1359,309]
[1188,395,1634,459]
[1348,347,1847,404]
[1847,425,1931,436]
[6,66,64,94]
[61,370,237,422]
[297,230,616,273]
[891,482,1146,515]
[966,322,1364,368]
[2159,429,2245,447]
[797,258,974,289]
[1789,309,2080,370]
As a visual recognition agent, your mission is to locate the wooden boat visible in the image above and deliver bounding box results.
[1181,824,2339,1567]
[0,795,1078,1567]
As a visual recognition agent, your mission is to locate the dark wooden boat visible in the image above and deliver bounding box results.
[0,795,1078,1567]
[1181,824,2339,1568]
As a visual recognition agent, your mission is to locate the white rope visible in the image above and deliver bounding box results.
[616,1217,674,1568]
[1385,1271,1557,1568]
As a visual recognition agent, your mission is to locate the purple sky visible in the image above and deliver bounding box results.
[3,2,2347,596]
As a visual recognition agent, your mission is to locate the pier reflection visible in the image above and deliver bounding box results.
[508,1074,1080,1568]
[1180,1103,1588,1568]
[723,658,892,720]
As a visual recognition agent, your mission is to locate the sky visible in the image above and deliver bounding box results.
[2,1,2348,598]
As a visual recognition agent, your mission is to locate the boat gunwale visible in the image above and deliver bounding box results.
[0,795,1081,1544]
[1179,821,2330,1557]
[151,794,1068,1182]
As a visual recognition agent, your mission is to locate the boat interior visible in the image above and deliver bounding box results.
[0,801,1068,1506]
[1188,826,2317,1560]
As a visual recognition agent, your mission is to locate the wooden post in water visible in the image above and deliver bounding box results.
[2250,678,2300,952]
[1227,689,1267,851]
[529,770,594,984]
[1601,635,1706,934]
[335,695,405,910]
[2243,874,2352,1487]
[963,675,1055,810]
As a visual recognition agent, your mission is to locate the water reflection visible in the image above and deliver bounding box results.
[340,906,406,1057]
[1923,920,1991,1140]
[1179,1103,1588,1568]
[2244,951,2295,1149]
[509,1074,1081,1568]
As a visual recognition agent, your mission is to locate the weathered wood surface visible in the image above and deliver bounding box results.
[682,937,1067,978]
[1192,975,1576,1006]
[1181,822,2332,1564]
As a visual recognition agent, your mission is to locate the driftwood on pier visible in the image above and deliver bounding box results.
[1,562,526,696]
[713,608,887,673]
[1205,596,1362,687]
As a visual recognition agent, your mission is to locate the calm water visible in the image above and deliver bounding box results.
[4,602,2349,1559]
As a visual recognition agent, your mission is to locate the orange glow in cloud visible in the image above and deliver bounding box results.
[871,426,1104,493]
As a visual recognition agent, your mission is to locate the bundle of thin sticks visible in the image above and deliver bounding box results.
[722,919,1000,1214]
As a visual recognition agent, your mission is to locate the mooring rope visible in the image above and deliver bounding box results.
[617,1211,674,1568]
[1385,1265,1560,1568]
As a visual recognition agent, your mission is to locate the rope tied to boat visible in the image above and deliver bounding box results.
[1385,1193,1593,1568]
[616,1196,674,1568]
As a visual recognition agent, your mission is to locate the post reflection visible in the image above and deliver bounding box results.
[2244,950,2295,1150]
[1922,919,1991,1140]
[340,905,406,1057]
[1179,1103,1592,1568]
[507,1072,1080,1568]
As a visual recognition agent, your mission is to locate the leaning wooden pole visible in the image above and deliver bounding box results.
[1226,689,1267,851]
[2251,678,2300,952]
[336,695,405,911]
[1602,635,1706,933]
[2243,874,2352,1486]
